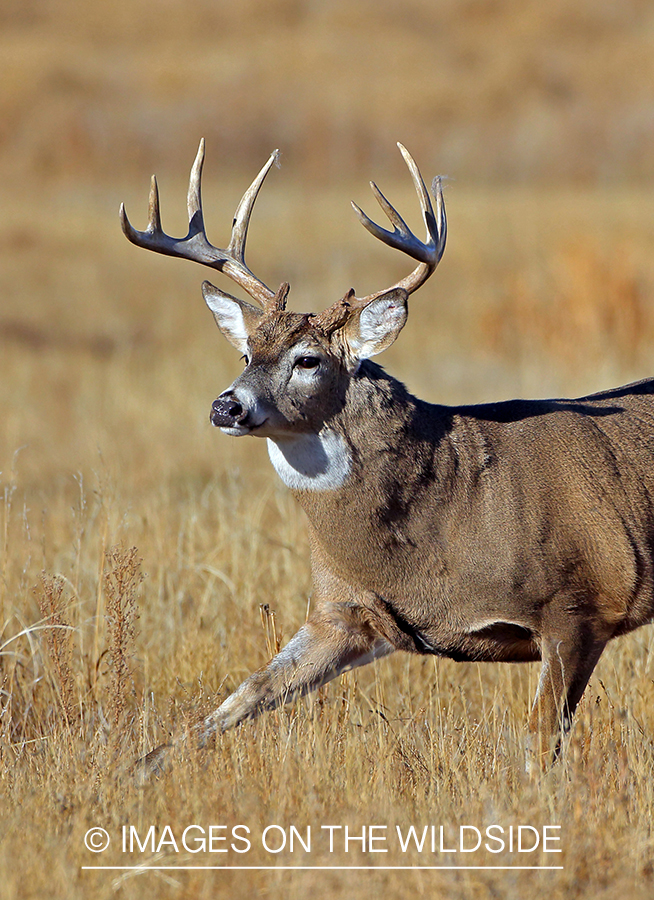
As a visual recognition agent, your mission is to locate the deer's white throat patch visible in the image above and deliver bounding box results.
[267,431,351,492]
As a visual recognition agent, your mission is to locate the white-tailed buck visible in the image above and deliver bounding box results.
[122,141,654,774]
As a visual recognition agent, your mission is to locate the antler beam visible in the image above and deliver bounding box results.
[313,144,446,332]
[351,142,447,304]
[120,139,278,307]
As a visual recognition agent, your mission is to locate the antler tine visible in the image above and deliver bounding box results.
[120,140,278,307]
[350,142,447,304]
[352,181,430,264]
[186,137,206,236]
[147,175,162,233]
[229,149,280,265]
[431,174,446,260]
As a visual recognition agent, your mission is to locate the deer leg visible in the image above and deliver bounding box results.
[526,624,607,773]
[201,604,393,740]
[135,604,393,780]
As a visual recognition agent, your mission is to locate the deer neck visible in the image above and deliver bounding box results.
[265,361,459,594]
[266,430,352,492]
[266,360,448,502]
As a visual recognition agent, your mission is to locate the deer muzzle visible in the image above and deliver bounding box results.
[210,395,247,428]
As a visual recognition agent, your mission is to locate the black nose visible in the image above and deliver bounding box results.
[210,396,245,427]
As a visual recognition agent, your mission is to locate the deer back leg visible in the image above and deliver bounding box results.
[526,620,607,773]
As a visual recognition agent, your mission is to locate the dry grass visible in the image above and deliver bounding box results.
[3,1,654,898]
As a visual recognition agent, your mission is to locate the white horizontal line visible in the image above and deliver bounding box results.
[82,865,563,871]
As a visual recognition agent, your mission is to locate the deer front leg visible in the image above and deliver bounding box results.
[201,602,394,740]
[526,621,607,773]
[136,603,393,780]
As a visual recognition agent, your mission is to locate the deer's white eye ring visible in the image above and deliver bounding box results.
[296,356,320,370]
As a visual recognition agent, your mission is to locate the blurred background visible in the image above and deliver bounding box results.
[4,0,654,184]
[1,0,654,545]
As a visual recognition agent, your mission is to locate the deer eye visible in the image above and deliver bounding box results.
[240,355,249,367]
[295,356,320,370]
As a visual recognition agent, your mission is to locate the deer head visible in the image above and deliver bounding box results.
[120,141,446,443]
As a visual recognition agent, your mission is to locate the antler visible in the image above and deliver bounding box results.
[314,143,446,332]
[120,139,278,308]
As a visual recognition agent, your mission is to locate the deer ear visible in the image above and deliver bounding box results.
[342,288,408,361]
[202,281,262,354]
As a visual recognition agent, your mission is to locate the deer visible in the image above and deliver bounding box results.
[121,140,654,776]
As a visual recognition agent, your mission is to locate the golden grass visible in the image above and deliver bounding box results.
[3,1,654,897]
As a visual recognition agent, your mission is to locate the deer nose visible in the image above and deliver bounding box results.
[210,395,246,427]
